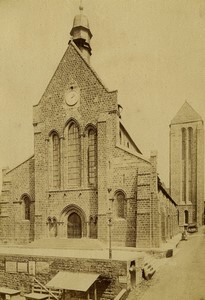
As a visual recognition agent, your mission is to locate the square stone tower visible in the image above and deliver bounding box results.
[170,102,204,226]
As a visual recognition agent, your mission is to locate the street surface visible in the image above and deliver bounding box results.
[0,237,152,262]
[128,226,205,300]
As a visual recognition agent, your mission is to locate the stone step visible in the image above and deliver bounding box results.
[142,255,164,280]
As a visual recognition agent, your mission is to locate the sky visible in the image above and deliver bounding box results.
[0,0,205,188]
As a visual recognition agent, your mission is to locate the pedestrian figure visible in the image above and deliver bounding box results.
[181,230,188,241]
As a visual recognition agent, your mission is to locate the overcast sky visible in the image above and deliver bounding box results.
[0,0,205,188]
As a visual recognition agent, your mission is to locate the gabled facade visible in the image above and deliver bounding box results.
[170,101,204,227]
[0,9,179,248]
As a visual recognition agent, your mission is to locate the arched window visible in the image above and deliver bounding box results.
[184,210,189,224]
[188,127,193,203]
[119,130,122,144]
[88,128,97,185]
[68,122,81,186]
[182,128,186,202]
[52,133,60,188]
[24,197,31,220]
[177,210,180,225]
[115,191,126,218]
[188,127,193,160]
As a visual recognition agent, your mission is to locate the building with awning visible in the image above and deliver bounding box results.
[46,271,99,300]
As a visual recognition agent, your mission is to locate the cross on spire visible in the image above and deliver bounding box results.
[79,0,83,13]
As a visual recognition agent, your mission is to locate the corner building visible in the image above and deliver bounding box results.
[0,10,178,248]
[170,102,204,227]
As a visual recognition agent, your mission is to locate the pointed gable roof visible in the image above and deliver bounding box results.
[34,40,117,108]
[171,101,203,125]
[69,41,116,93]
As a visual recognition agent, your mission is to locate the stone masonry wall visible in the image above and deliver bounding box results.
[33,42,118,240]
[159,190,178,242]
[111,147,151,247]
[0,157,35,244]
[196,121,204,226]
[0,254,135,300]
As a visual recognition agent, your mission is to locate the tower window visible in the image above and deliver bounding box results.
[68,122,81,186]
[188,127,193,203]
[181,128,186,202]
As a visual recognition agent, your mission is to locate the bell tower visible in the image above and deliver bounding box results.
[169,102,204,227]
[70,4,92,63]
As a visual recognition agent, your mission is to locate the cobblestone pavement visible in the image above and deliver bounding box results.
[126,226,205,300]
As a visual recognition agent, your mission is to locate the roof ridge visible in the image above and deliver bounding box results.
[34,41,118,108]
[6,155,34,175]
[171,101,203,125]
[69,40,117,94]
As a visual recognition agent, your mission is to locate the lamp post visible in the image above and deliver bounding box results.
[107,208,112,259]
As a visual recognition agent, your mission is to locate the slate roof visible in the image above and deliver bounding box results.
[171,101,202,125]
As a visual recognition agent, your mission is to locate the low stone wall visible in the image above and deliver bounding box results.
[0,254,141,300]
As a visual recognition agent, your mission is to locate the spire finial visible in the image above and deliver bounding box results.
[79,0,83,13]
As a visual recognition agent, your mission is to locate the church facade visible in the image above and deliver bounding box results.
[170,102,204,227]
[0,9,179,248]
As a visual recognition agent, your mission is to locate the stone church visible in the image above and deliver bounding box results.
[0,8,178,248]
[170,101,204,227]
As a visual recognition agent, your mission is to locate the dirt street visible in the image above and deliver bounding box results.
[127,226,205,300]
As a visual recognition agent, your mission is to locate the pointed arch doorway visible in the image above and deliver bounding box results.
[67,212,82,238]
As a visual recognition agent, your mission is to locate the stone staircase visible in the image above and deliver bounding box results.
[142,255,165,280]
[31,278,63,300]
